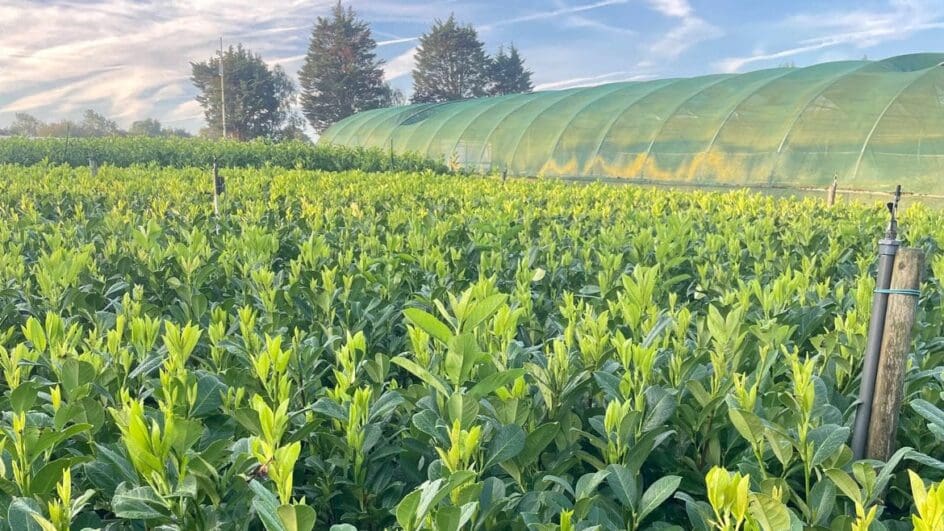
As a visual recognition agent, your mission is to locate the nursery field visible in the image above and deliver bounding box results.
[1,164,944,530]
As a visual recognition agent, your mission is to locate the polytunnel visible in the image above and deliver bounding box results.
[319,53,944,193]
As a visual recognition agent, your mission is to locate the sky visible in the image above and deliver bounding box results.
[2,0,944,135]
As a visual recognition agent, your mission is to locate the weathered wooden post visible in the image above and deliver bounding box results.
[89,157,98,178]
[852,187,902,459]
[867,247,924,460]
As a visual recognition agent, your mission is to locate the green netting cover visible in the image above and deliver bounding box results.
[319,53,944,193]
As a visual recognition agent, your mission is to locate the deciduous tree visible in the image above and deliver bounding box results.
[191,45,295,140]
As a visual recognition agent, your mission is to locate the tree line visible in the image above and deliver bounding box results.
[1,111,191,138]
[191,4,533,138]
[1,2,532,141]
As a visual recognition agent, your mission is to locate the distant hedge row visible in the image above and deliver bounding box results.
[0,136,450,173]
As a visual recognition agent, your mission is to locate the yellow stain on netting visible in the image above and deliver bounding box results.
[491,147,944,194]
[536,150,767,187]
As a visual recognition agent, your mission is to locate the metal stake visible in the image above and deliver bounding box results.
[852,185,901,459]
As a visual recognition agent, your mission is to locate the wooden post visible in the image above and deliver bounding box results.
[89,158,98,177]
[866,247,924,460]
[827,178,837,206]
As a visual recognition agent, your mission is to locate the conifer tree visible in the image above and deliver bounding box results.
[299,2,391,133]
[488,45,533,96]
[411,15,490,103]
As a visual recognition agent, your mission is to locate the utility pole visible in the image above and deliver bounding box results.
[219,37,227,139]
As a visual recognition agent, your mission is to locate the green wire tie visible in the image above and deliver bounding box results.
[875,288,921,297]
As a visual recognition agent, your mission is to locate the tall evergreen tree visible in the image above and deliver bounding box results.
[191,44,295,140]
[299,2,391,133]
[411,15,490,103]
[488,45,533,96]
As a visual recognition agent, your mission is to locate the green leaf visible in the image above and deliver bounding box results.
[464,294,507,331]
[168,474,199,500]
[811,426,849,466]
[809,480,836,526]
[29,423,91,465]
[445,333,480,386]
[484,424,526,469]
[871,446,915,504]
[824,469,862,507]
[575,469,610,500]
[404,308,453,344]
[31,457,88,496]
[250,479,287,531]
[169,417,204,455]
[446,392,479,429]
[729,408,765,444]
[8,497,44,531]
[912,399,944,431]
[190,371,226,417]
[748,493,790,531]
[311,398,348,422]
[418,471,475,523]
[10,383,39,414]
[412,409,444,441]
[277,504,316,531]
[434,505,461,531]
[637,475,681,523]
[329,525,358,531]
[59,359,97,401]
[467,368,525,399]
[112,483,171,520]
[642,389,676,432]
[606,464,638,509]
[234,407,262,436]
[395,489,422,531]
[626,428,674,473]
[391,356,451,397]
[764,428,794,467]
[516,422,559,466]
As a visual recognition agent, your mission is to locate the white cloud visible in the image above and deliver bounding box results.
[535,70,658,91]
[483,0,629,30]
[164,100,205,124]
[715,0,944,72]
[642,0,722,59]
[563,14,636,36]
[377,37,419,46]
[535,71,631,90]
[0,0,336,129]
[646,0,692,18]
[384,46,419,81]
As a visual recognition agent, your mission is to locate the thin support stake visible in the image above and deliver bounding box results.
[212,162,220,217]
[867,247,924,460]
